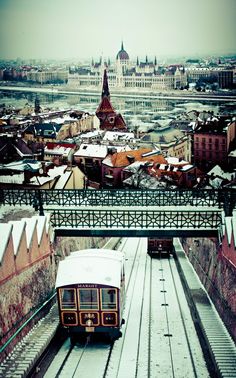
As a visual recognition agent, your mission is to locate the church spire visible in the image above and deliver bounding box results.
[121,41,124,50]
[101,69,110,99]
[34,95,40,114]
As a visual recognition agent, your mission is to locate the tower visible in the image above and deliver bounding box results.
[101,69,110,100]
[96,70,127,131]
[34,95,40,114]
[116,41,129,74]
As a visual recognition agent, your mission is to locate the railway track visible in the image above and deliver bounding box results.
[44,238,209,378]
[1,237,235,377]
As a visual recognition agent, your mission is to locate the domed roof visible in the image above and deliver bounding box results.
[116,42,129,60]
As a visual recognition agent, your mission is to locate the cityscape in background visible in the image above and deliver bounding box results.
[1,0,236,375]
[0,42,236,92]
[0,48,235,190]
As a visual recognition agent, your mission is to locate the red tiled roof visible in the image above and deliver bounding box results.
[110,148,167,167]
[96,96,115,114]
[114,114,126,130]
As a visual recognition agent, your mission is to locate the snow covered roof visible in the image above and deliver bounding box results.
[48,165,67,178]
[79,130,104,139]
[44,145,73,156]
[50,115,76,124]
[30,164,68,186]
[32,215,47,244]
[9,220,26,256]
[0,224,13,263]
[74,143,108,158]
[223,210,236,248]
[54,170,72,189]
[208,165,233,181]
[22,217,37,248]
[0,172,24,184]
[166,157,189,166]
[103,131,135,141]
[0,160,42,172]
[228,150,236,158]
[179,164,194,171]
[56,249,124,289]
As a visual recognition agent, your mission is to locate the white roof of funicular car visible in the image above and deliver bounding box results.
[55,249,124,289]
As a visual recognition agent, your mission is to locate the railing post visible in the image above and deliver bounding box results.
[0,188,4,205]
[33,190,44,216]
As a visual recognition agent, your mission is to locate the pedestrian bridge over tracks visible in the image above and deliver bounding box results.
[1,188,235,238]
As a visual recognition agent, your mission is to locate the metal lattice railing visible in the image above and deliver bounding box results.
[0,189,235,232]
[0,188,232,207]
[49,208,222,230]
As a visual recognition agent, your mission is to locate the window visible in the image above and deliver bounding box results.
[101,288,117,310]
[85,158,93,165]
[78,289,99,310]
[59,288,77,310]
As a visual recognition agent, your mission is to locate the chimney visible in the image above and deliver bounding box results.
[127,155,135,163]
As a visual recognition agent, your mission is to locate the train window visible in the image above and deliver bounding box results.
[78,289,99,310]
[101,288,117,310]
[59,288,77,310]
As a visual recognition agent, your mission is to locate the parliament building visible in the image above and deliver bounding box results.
[68,42,188,91]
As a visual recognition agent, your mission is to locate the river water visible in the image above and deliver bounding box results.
[0,88,235,130]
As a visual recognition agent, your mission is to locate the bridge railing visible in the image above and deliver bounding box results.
[0,188,235,215]
[50,208,222,229]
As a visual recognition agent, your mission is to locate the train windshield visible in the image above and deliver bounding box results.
[78,289,99,310]
[59,288,77,310]
[101,288,117,310]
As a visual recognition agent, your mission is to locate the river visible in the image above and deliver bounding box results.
[0,86,235,129]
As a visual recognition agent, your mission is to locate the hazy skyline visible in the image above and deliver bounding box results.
[0,0,236,62]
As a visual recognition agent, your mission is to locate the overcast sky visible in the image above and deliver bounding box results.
[0,0,235,61]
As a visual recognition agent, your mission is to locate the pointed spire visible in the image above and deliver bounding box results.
[121,41,124,50]
[91,57,94,66]
[35,95,40,114]
[136,56,139,66]
[146,55,148,64]
[101,69,110,99]
[154,56,157,66]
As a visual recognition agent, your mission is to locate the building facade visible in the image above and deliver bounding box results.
[68,42,188,91]
[193,117,236,171]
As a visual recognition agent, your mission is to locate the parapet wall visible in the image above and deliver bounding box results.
[0,213,56,354]
[180,212,236,342]
[0,214,53,284]
[0,208,114,359]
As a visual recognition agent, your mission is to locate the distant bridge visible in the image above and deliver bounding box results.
[1,188,235,237]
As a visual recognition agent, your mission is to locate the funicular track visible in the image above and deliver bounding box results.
[44,238,209,378]
[2,237,236,377]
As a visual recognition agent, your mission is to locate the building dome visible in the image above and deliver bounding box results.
[116,42,129,60]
